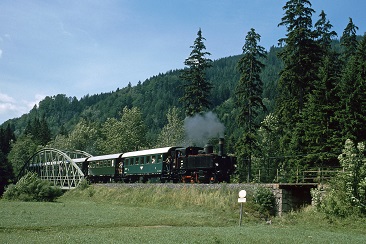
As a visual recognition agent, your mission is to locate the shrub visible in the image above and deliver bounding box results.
[315,139,366,218]
[2,172,63,202]
[253,186,276,217]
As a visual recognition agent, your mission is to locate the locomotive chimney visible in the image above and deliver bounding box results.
[219,138,224,156]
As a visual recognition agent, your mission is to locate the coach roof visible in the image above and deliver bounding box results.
[122,147,178,158]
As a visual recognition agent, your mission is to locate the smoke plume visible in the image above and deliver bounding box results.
[184,111,225,146]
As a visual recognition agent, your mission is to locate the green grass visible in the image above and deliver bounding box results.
[1,184,365,243]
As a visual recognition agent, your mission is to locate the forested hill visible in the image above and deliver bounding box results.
[2,46,282,141]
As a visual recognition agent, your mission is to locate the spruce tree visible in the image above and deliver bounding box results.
[235,28,266,182]
[276,0,321,181]
[340,18,359,63]
[337,34,366,143]
[180,28,213,117]
[277,0,320,117]
[300,11,341,167]
[39,115,51,146]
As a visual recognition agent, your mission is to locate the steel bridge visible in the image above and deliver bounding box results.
[19,148,92,189]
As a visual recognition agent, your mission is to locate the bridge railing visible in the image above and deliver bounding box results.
[252,167,344,184]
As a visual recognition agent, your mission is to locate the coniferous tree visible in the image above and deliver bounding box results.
[180,28,213,117]
[235,28,266,182]
[337,33,366,143]
[340,18,359,63]
[276,0,322,181]
[277,0,320,115]
[23,116,51,146]
[0,125,15,194]
[39,115,51,146]
[0,151,14,195]
[315,10,338,53]
[1,124,15,155]
[300,10,341,167]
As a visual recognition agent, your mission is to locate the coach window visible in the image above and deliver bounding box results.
[158,154,162,163]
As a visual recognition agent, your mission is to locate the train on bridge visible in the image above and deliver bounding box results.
[24,138,236,187]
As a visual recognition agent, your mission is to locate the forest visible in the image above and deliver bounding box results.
[1,0,366,200]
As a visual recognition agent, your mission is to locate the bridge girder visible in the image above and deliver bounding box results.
[20,148,92,189]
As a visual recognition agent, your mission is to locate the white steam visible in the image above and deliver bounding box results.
[184,111,225,146]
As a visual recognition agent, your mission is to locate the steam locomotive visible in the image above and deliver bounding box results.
[76,138,236,183]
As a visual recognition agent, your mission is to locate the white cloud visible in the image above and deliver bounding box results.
[0,92,15,103]
[0,93,45,124]
[0,49,2,58]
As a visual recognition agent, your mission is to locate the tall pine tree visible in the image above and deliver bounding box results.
[276,0,322,181]
[180,28,213,117]
[300,10,341,167]
[235,28,266,182]
[340,18,359,63]
[337,33,366,143]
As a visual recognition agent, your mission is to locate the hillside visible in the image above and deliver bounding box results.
[2,46,282,143]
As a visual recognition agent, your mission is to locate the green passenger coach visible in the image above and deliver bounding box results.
[122,147,178,183]
[87,153,123,182]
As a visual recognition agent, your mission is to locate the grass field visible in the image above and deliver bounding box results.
[1,184,365,243]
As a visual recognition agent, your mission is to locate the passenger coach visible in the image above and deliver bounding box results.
[122,147,179,183]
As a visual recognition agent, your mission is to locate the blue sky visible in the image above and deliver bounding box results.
[0,0,365,124]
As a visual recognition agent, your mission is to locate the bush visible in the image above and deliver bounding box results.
[314,139,366,218]
[2,172,63,202]
[253,186,276,217]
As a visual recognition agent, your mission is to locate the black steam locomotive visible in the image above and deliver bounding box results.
[78,138,236,183]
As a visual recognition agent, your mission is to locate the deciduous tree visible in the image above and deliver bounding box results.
[156,107,185,147]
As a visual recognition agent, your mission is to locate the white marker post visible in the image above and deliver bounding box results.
[238,190,246,226]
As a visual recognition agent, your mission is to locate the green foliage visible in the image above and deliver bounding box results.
[156,107,185,147]
[340,18,359,62]
[2,172,62,202]
[314,139,366,217]
[96,106,147,154]
[336,33,366,143]
[337,140,366,213]
[275,0,322,181]
[0,151,13,195]
[76,178,90,190]
[0,124,15,194]
[256,113,281,182]
[235,28,267,182]
[8,135,38,177]
[24,116,52,146]
[253,186,276,217]
[180,28,213,117]
[236,28,267,128]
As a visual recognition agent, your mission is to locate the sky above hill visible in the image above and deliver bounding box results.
[0,0,365,124]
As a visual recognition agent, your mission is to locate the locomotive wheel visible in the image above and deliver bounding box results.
[209,175,217,183]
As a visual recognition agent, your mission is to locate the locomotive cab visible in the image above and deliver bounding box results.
[173,139,235,183]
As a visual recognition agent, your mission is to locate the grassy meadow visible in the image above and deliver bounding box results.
[1,184,365,243]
